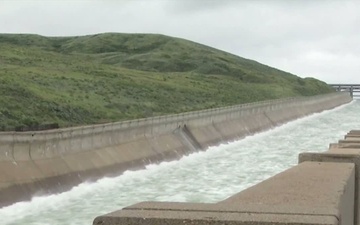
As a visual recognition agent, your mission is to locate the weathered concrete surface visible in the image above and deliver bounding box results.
[345,135,360,139]
[94,210,339,225]
[93,162,355,225]
[0,92,352,207]
[340,139,360,144]
[338,143,360,149]
[299,131,360,225]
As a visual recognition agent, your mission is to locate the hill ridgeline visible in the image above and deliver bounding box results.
[0,33,334,130]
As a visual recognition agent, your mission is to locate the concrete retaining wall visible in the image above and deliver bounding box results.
[0,92,352,207]
[94,130,360,224]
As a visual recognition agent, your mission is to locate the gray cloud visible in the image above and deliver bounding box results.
[164,0,239,14]
[0,0,359,83]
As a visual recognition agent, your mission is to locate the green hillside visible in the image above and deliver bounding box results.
[0,33,333,130]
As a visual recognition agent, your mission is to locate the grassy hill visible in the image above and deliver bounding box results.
[0,33,334,130]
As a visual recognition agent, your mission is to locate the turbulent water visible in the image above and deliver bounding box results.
[1,100,360,225]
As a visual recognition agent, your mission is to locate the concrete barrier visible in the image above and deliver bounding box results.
[93,131,359,225]
[299,131,360,225]
[0,92,352,208]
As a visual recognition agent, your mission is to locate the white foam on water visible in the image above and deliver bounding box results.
[1,100,359,225]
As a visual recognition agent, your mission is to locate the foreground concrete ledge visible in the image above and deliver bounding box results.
[345,135,360,139]
[93,210,338,225]
[329,147,360,153]
[340,139,360,144]
[340,144,360,149]
[342,131,360,142]
[299,150,359,225]
[93,162,355,225]
[331,142,360,149]
[217,162,354,217]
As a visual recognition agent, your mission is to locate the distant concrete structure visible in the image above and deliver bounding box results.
[94,131,360,225]
[329,84,360,98]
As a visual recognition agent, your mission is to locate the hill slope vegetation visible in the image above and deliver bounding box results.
[0,33,333,130]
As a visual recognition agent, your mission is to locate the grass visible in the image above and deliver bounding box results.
[0,33,334,130]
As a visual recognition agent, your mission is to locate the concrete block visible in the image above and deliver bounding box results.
[338,143,360,149]
[299,150,360,225]
[329,147,360,153]
[94,209,338,225]
[345,134,360,139]
[340,139,360,144]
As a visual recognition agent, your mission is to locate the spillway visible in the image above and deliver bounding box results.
[1,100,359,225]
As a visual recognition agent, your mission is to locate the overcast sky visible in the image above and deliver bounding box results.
[0,0,359,84]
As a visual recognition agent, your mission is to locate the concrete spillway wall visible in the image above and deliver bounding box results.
[0,92,352,207]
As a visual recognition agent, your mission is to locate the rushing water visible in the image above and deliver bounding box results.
[1,100,360,225]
